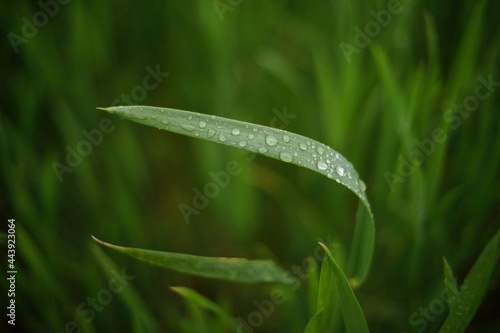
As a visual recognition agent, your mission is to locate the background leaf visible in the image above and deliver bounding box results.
[438,229,500,333]
[92,236,293,284]
[170,286,238,330]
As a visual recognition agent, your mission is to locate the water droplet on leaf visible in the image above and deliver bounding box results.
[182,124,196,132]
[359,180,366,191]
[317,161,328,170]
[335,166,346,176]
[265,135,278,146]
[279,152,293,162]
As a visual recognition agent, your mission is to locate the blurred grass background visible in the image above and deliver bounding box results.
[1,0,499,332]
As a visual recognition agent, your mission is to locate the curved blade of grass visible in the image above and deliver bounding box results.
[92,236,293,284]
[438,229,500,333]
[303,308,324,333]
[170,286,238,330]
[319,243,369,333]
[304,246,340,332]
[98,105,374,285]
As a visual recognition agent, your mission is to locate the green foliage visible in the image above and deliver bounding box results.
[438,230,500,333]
[99,105,374,285]
[2,0,500,332]
[92,236,292,284]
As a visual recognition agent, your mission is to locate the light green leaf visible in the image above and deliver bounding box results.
[438,229,500,333]
[304,248,340,333]
[170,286,238,330]
[319,243,369,333]
[92,236,293,284]
[442,257,458,312]
[99,105,374,285]
[347,204,374,288]
[303,308,324,333]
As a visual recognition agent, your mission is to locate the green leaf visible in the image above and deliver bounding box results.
[442,257,458,312]
[319,243,369,333]
[303,308,324,333]
[438,229,500,333]
[90,243,159,333]
[99,105,375,285]
[347,204,374,288]
[170,286,238,330]
[304,248,340,333]
[92,236,293,284]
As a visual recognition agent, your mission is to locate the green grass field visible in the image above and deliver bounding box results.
[1,1,499,332]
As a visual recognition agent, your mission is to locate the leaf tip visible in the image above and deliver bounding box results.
[91,235,119,250]
[96,107,115,114]
[91,235,104,244]
[317,242,329,253]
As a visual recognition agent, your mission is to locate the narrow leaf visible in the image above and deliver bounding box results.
[92,236,293,284]
[442,257,458,312]
[171,287,238,330]
[99,105,375,285]
[438,229,500,333]
[319,243,369,333]
[306,250,340,332]
[303,308,324,333]
[90,244,159,333]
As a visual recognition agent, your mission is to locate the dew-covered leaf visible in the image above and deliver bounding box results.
[99,105,375,284]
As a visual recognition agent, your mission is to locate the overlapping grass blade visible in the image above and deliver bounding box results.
[438,229,500,333]
[90,243,159,333]
[303,308,324,333]
[170,287,238,330]
[303,246,340,333]
[318,243,369,333]
[92,236,293,284]
[98,105,374,285]
[442,257,458,312]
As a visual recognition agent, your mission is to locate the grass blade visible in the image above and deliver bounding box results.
[98,105,375,285]
[170,286,238,330]
[319,243,369,333]
[304,246,341,332]
[90,243,159,333]
[92,236,293,284]
[438,229,500,333]
[303,308,324,333]
[442,257,458,312]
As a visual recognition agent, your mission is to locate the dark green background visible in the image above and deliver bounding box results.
[1,0,499,332]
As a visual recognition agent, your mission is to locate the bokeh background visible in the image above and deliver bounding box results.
[1,0,499,332]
